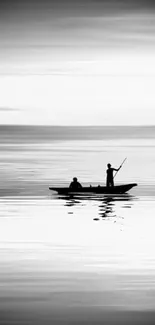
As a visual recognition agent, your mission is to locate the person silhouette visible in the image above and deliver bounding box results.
[69,177,82,189]
[106,163,121,187]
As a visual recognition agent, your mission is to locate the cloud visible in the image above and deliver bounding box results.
[0,107,19,111]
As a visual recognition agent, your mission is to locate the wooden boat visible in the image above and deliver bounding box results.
[49,183,137,195]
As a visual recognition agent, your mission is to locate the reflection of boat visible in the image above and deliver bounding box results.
[49,183,137,195]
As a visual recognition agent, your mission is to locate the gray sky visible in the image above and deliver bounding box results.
[0,0,155,125]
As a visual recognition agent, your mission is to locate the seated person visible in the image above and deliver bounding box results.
[69,177,82,189]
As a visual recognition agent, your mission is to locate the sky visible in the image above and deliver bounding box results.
[0,0,155,125]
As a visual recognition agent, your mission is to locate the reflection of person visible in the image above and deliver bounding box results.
[69,177,82,189]
[106,163,121,187]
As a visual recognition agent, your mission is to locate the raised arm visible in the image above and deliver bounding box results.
[113,166,121,172]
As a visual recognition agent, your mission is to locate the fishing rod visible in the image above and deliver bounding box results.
[114,157,127,179]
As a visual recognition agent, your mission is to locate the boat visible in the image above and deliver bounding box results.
[49,183,137,195]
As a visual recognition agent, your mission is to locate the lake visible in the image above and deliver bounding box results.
[0,125,155,324]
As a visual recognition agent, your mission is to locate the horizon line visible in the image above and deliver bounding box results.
[0,124,155,127]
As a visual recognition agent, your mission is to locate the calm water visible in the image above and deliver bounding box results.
[1,125,155,324]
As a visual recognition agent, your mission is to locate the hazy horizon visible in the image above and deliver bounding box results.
[1,123,155,127]
[0,125,155,145]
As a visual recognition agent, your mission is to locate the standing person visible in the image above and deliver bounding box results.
[106,163,121,187]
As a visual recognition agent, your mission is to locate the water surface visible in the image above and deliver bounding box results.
[0,125,155,324]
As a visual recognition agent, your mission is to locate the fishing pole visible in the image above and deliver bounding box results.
[114,157,127,179]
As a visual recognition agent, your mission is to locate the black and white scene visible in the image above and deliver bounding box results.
[0,0,155,324]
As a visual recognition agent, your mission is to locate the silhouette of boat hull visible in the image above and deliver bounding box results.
[49,183,137,195]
